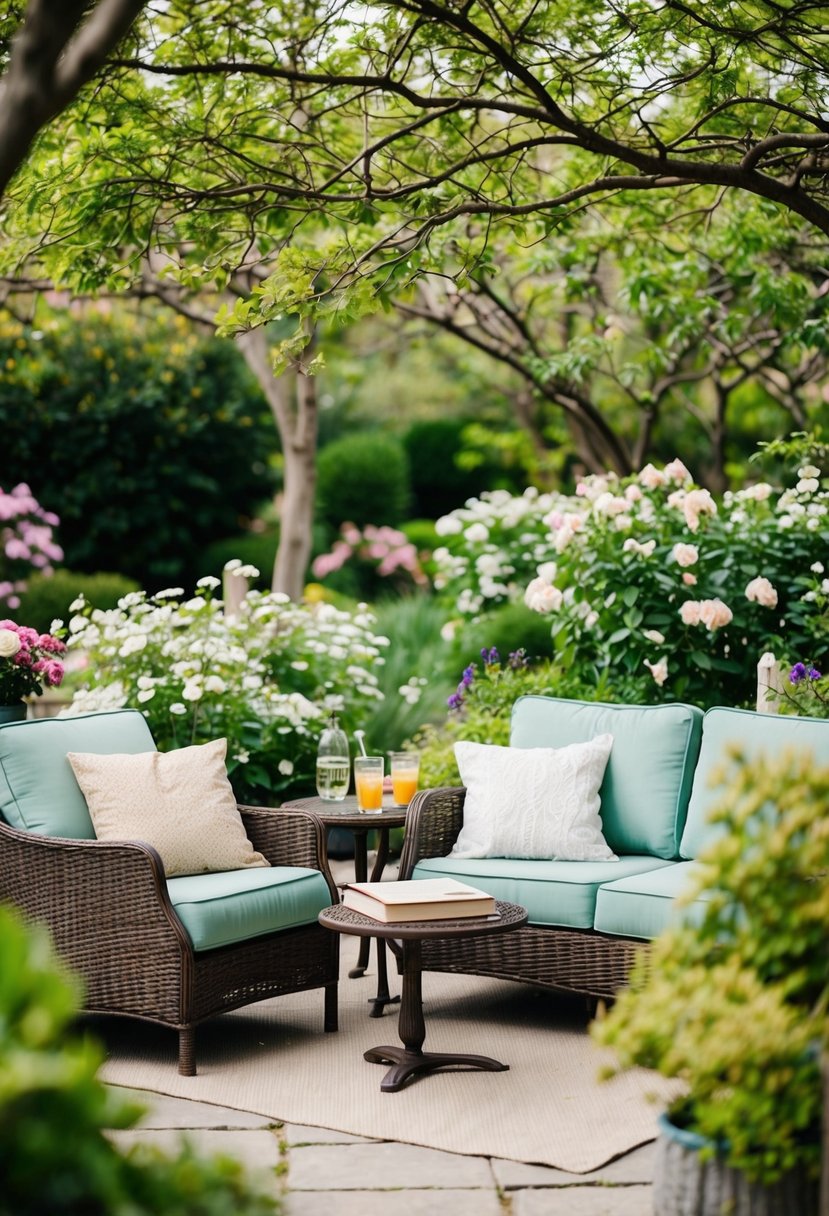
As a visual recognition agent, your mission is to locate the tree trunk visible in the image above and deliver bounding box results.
[235,326,319,601]
[273,364,318,600]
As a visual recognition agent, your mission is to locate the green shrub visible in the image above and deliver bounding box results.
[16,570,140,632]
[402,419,505,519]
[0,903,279,1216]
[359,594,454,753]
[594,749,828,1186]
[0,308,279,591]
[401,518,439,554]
[451,602,556,668]
[316,432,411,529]
[415,650,617,789]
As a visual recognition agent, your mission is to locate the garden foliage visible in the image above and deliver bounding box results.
[0,903,278,1216]
[316,432,411,530]
[431,457,828,707]
[594,748,829,1185]
[0,310,278,590]
[63,570,389,802]
[16,569,140,635]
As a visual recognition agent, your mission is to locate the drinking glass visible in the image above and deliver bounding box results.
[354,755,384,813]
[390,751,420,807]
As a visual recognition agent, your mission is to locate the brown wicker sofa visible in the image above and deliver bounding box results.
[0,709,339,1074]
[398,697,829,1002]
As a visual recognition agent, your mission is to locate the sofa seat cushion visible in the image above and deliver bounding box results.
[412,855,674,930]
[510,696,702,859]
[0,709,156,838]
[594,861,713,940]
[680,707,829,859]
[167,866,332,953]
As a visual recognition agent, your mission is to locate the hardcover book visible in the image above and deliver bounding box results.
[342,877,496,923]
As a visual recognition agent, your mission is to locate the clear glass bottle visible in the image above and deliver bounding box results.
[315,712,350,801]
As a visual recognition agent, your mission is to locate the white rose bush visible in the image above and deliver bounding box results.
[432,459,828,707]
[63,572,388,801]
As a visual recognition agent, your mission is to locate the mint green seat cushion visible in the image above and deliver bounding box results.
[412,855,674,930]
[680,707,829,860]
[510,697,702,859]
[0,709,156,838]
[594,861,713,940]
[167,866,332,952]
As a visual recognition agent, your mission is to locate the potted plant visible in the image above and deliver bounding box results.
[0,620,65,721]
[593,746,828,1216]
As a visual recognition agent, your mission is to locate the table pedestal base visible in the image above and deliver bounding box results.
[364,1044,508,1093]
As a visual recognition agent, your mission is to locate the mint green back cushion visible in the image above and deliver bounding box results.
[167,867,332,952]
[680,707,829,860]
[510,697,703,859]
[0,709,156,838]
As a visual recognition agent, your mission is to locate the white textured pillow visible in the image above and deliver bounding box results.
[450,735,617,861]
[67,738,269,877]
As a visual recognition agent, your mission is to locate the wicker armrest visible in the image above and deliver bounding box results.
[237,805,339,901]
[0,818,188,953]
[398,786,467,878]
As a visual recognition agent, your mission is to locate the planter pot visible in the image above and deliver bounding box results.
[0,703,27,725]
[653,1114,818,1216]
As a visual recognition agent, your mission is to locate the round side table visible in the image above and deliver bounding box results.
[319,900,529,1092]
[281,795,408,1015]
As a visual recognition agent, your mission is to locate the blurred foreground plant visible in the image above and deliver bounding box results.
[594,747,829,1186]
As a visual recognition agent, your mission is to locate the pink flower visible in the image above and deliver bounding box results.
[644,657,669,686]
[638,463,665,490]
[745,576,778,609]
[699,599,733,631]
[682,572,698,586]
[681,489,717,533]
[664,459,692,485]
[672,543,699,568]
[679,601,702,626]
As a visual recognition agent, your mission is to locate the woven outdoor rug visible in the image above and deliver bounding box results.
[99,936,677,1173]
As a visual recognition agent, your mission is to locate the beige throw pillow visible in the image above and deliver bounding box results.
[67,738,269,877]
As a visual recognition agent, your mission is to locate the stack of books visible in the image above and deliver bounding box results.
[342,877,497,923]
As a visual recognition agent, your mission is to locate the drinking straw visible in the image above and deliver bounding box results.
[354,730,368,756]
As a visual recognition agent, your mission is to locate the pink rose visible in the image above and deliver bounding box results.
[672,543,699,568]
[679,601,702,626]
[745,576,778,609]
[682,572,698,586]
[699,599,733,631]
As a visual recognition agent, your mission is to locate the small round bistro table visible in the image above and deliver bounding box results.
[318,900,529,1092]
[282,795,408,1016]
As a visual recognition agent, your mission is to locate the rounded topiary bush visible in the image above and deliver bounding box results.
[16,570,140,632]
[316,432,411,529]
[402,418,507,519]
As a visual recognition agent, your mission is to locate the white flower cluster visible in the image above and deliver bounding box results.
[61,579,389,779]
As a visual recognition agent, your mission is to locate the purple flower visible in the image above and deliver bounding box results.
[461,664,475,688]
[809,667,822,681]
[508,648,529,670]
[790,662,808,685]
[481,646,500,666]
[447,691,464,711]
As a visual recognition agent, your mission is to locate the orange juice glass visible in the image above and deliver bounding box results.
[354,756,384,813]
[390,752,420,807]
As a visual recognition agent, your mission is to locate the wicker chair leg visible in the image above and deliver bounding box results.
[324,982,338,1032]
[178,1027,196,1076]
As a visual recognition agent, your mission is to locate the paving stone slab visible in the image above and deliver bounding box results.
[284,1189,502,1216]
[287,1142,493,1190]
[282,1122,381,1146]
[108,1086,271,1129]
[512,1183,653,1215]
[493,1142,656,1188]
[108,1127,282,1179]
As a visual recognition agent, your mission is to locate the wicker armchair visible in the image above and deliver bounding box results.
[0,711,339,1075]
